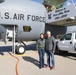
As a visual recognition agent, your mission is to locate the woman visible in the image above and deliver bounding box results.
[36,33,45,69]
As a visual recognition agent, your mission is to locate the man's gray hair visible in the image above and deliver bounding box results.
[47,31,51,34]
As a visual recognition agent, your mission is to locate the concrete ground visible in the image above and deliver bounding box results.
[0,41,76,75]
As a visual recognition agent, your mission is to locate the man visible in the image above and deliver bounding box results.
[45,31,56,70]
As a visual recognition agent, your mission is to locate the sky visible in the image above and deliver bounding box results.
[63,0,76,7]
[32,0,42,3]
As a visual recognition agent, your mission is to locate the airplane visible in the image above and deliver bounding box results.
[0,0,76,54]
[0,0,47,54]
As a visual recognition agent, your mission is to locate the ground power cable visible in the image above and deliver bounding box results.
[9,52,20,75]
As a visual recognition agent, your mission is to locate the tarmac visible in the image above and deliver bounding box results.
[0,41,76,75]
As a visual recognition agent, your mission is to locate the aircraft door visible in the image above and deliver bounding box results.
[0,25,7,43]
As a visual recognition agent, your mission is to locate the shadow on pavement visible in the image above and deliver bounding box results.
[25,44,36,51]
[0,46,12,55]
[23,56,39,68]
[58,52,76,60]
[0,43,36,55]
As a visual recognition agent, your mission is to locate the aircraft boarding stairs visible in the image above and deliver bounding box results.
[47,4,76,26]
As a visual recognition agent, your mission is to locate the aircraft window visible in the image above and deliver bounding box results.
[60,33,72,41]
[23,26,31,32]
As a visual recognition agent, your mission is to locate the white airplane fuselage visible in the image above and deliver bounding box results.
[0,0,47,41]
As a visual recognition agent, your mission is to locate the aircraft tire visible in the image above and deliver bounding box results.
[16,45,25,54]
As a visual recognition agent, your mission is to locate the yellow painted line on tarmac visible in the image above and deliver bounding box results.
[0,54,26,58]
[0,54,27,58]
[0,55,12,58]
[16,51,38,57]
[16,54,26,57]
[0,51,38,58]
